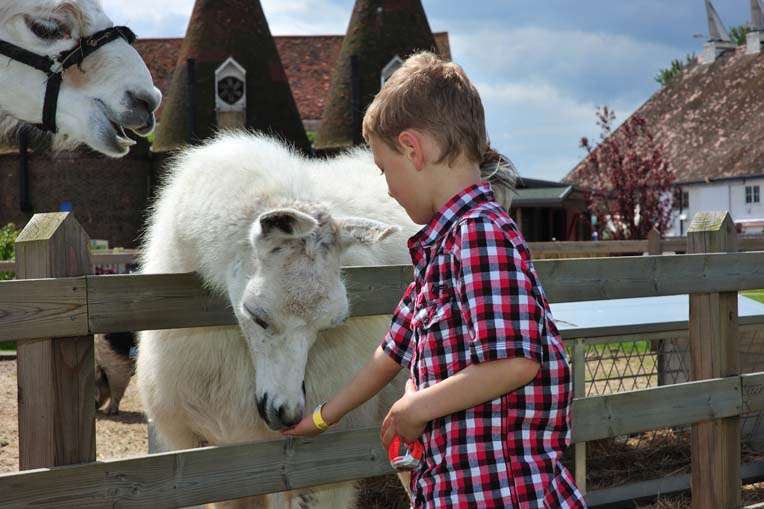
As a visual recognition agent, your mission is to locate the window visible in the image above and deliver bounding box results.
[675,190,689,210]
[746,185,761,204]
[380,55,404,88]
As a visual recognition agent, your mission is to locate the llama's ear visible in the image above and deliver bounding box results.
[336,217,400,248]
[251,208,318,244]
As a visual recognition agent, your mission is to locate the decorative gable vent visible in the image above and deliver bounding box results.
[215,57,246,129]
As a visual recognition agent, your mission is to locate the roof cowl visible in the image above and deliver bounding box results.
[702,0,735,64]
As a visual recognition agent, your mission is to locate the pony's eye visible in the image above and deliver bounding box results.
[243,303,269,329]
[26,18,68,40]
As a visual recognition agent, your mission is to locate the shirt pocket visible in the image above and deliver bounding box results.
[413,283,459,383]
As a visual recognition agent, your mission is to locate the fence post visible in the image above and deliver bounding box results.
[573,339,587,494]
[687,211,740,509]
[14,212,95,469]
[647,227,662,255]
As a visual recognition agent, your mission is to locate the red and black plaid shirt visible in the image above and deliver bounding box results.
[381,183,586,508]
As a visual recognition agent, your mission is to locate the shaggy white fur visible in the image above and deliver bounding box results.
[0,0,160,156]
[137,132,514,508]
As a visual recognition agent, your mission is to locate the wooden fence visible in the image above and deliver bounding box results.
[3,230,764,273]
[0,211,763,508]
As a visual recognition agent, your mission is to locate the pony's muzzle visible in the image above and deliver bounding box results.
[256,391,305,430]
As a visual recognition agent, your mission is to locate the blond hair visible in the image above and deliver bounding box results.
[362,51,488,165]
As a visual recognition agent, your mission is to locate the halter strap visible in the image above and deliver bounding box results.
[0,25,136,133]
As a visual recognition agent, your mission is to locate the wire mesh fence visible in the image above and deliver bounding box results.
[567,324,764,491]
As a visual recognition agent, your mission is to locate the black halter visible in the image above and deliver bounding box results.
[0,26,136,133]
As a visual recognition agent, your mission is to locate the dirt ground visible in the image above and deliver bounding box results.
[0,359,147,473]
[1,358,764,508]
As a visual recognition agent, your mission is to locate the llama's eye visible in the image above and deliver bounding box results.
[243,303,269,329]
[26,17,68,40]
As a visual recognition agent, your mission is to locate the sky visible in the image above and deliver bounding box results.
[101,1,754,182]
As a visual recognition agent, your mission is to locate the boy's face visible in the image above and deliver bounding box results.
[369,134,434,225]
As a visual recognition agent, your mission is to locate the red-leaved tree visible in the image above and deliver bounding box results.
[578,106,675,240]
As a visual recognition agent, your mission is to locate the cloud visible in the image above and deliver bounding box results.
[445,25,678,181]
[101,0,350,37]
[451,26,680,103]
[96,1,672,182]
[477,80,640,181]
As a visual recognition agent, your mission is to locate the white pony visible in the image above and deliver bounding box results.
[137,132,514,508]
[0,0,160,156]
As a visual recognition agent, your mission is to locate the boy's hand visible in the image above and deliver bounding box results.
[381,378,427,448]
[280,414,323,438]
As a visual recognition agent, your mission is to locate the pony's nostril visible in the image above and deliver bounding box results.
[278,405,301,428]
[256,393,269,422]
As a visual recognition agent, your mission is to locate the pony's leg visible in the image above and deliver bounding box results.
[103,366,132,414]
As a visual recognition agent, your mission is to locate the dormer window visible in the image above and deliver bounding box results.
[381,55,404,88]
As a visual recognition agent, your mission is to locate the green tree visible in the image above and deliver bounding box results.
[655,54,696,86]
[729,24,752,46]
[0,223,18,280]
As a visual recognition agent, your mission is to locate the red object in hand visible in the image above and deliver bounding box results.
[388,435,423,471]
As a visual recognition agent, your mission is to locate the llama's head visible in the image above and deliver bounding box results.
[0,0,161,156]
[228,204,399,430]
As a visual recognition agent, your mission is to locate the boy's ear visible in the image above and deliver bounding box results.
[398,130,426,171]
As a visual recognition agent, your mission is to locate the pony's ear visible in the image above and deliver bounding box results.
[336,217,400,248]
[250,208,318,245]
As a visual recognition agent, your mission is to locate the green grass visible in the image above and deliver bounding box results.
[0,340,15,355]
[743,290,764,305]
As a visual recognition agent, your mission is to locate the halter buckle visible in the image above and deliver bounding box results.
[49,60,63,75]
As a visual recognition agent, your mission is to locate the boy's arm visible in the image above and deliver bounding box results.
[282,345,402,436]
[381,356,538,445]
[323,345,402,425]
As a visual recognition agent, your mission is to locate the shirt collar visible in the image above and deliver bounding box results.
[408,183,495,251]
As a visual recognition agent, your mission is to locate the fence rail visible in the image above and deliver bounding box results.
[3,252,764,342]
[1,233,763,273]
[1,373,762,509]
[0,211,761,508]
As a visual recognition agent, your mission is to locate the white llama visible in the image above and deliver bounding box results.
[137,132,514,508]
[0,0,160,156]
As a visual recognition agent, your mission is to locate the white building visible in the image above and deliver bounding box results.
[671,175,764,235]
[566,1,764,237]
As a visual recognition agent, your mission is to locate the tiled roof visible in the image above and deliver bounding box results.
[134,32,451,124]
[565,46,764,187]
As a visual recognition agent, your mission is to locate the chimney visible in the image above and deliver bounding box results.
[747,0,764,54]
[702,0,736,64]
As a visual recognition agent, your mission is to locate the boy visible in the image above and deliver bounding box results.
[283,51,586,508]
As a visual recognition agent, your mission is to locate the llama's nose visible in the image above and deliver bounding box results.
[126,88,161,113]
[277,404,302,428]
[256,392,304,430]
[120,89,160,132]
